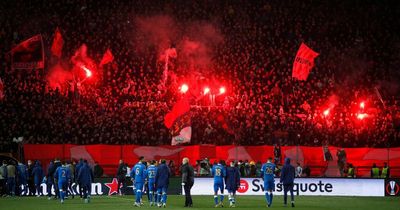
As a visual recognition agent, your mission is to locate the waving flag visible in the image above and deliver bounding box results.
[51,28,64,58]
[99,49,114,66]
[292,43,319,81]
[164,98,190,129]
[164,98,191,145]
[11,34,44,69]
[0,77,4,100]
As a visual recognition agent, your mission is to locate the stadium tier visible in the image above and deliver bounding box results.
[1,0,400,206]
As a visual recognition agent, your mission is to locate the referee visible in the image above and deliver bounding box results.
[181,157,194,207]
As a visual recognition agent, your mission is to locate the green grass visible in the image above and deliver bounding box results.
[1,195,399,210]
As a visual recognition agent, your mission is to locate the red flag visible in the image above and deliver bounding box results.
[51,28,63,58]
[99,49,114,66]
[164,98,190,129]
[0,77,4,100]
[292,43,319,81]
[11,34,44,69]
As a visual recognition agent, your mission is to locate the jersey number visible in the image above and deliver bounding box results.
[265,167,273,174]
[216,168,221,176]
[149,171,155,178]
[135,168,140,175]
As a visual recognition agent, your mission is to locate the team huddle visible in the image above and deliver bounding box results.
[130,156,296,208]
[28,156,296,208]
[130,157,170,208]
[47,159,93,204]
[211,157,296,208]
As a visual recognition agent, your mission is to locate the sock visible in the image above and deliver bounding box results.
[265,192,270,205]
[220,195,224,203]
[158,193,162,203]
[149,191,153,202]
[154,193,157,203]
[270,192,273,205]
[162,193,167,204]
[136,190,141,203]
[228,195,232,205]
[214,195,218,205]
[60,190,64,201]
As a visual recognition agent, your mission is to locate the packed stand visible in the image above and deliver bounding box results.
[0,0,399,152]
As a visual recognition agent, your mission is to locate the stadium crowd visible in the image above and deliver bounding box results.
[1,0,400,153]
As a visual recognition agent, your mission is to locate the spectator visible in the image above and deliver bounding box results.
[274,145,282,165]
[0,0,398,150]
[371,163,379,178]
[347,163,355,178]
[0,160,7,196]
[116,159,127,195]
[93,162,104,178]
[27,160,35,196]
[6,161,16,196]
[302,165,311,177]
[381,162,390,178]
[168,160,176,177]
[296,162,303,178]
[337,148,347,177]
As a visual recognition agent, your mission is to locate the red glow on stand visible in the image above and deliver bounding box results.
[180,84,189,93]
[204,87,210,95]
[323,109,330,117]
[219,87,226,94]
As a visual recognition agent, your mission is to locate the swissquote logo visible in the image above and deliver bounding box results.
[237,179,249,193]
[385,179,400,196]
[245,178,333,195]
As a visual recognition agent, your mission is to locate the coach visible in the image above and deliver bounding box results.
[280,158,295,207]
[181,157,194,207]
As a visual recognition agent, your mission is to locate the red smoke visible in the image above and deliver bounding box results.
[71,44,97,82]
[46,63,72,91]
[135,15,178,55]
[133,15,224,75]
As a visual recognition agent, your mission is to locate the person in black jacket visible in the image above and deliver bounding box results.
[181,157,194,207]
[280,158,295,207]
[27,160,35,196]
[93,162,103,178]
[116,159,127,195]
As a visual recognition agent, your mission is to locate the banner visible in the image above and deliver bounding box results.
[11,35,45,69]
[51,28,63,58]
[24,145,400,177]
[292,43,319,81]
[188,178,384,197]
[171,126,191,145]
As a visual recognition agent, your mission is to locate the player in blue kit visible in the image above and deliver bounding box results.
[155,159,170,208]
[130,156,146,207]
[261,157,276,207]
[211,160,226,207]
[146,160,157,206]
[55,161,71,204]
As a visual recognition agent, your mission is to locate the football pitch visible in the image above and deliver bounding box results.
[1,195,399,210]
